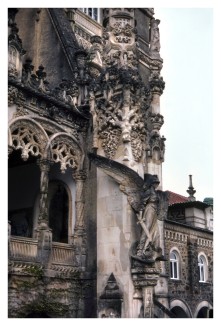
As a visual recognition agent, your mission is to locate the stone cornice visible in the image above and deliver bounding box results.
[8,77,90,121]
[165,219,213,238]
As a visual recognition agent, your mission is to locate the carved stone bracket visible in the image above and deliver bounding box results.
[131,265,161,318]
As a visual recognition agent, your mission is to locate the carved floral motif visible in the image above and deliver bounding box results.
[10,120,48,161]
[50,135,82,173]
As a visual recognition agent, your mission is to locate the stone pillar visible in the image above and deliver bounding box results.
[131,265,160,318]
[72,170,87,268]
[34,159,52,266]
[38,159,51,227]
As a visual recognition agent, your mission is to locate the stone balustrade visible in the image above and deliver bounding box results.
[9,236,38,261]
[51,242,76,266]
[9,237,77,267]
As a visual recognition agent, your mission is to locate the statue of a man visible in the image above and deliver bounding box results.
[150,19,160,53]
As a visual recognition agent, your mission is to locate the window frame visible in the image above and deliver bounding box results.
[170,250,180,280]
[79,8,100,22]
[198,254,208,283]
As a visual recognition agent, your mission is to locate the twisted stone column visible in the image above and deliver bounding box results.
[35,159,53,266]
[72,170,87,248]
[38,159,52,227]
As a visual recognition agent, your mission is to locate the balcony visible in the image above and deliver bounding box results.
[9,236,38,262]
[9,236,80,269]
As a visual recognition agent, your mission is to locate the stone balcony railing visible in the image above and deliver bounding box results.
[9,236,39,262]
[51,242,77,266]
[9,236,79,268]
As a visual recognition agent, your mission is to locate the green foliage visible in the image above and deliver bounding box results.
[22,265,44,278]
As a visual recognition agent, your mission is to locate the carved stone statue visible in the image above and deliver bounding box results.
[88,153,168,263]
[150,19,160,53]
[135,174,162,261]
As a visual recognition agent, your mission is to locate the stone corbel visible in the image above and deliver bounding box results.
[131,265,160,318]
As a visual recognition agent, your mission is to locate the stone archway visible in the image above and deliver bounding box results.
[8,117,49,160]
[170,299,192,318]
[171,306,188,318]
[8,117,49,237]
[194,301,213,318]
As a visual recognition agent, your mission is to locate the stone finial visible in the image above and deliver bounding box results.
[186,174,196,201]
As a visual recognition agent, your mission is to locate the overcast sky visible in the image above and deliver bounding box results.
[155,7,213,201]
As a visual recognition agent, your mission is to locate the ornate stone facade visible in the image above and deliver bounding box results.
[8,8,212,318]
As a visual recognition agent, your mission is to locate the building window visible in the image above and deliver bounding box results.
[170,251,179,279]
[80,8,99,22]
[198,255,207,282]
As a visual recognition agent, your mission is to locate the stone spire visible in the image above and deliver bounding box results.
[187,174,196,201]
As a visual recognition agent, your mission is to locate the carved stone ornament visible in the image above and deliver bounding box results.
[8,22,26,80]
[111,22,134,43]
[90,65,150,161]
[9,119,48,161]
[98,273,123,318]
[8,85,18,105]
[148,134,166,162]
[50,135,83,173]
[150,19,160,53]
[149,71,165,95]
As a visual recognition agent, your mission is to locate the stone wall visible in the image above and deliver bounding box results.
[164,221,213,317]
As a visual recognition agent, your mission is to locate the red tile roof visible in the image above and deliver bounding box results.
[166,191,189,205]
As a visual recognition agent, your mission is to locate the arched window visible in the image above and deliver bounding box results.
[170,250,179,279]
[79,8,100,22]
[198,254,208,282]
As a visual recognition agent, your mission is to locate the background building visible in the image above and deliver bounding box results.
[8,8,213,318]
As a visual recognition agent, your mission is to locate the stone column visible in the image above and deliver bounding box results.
[72,170,87,268]
[38,159,51,227]
[35,159,52,266]
[146,72,166,185]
